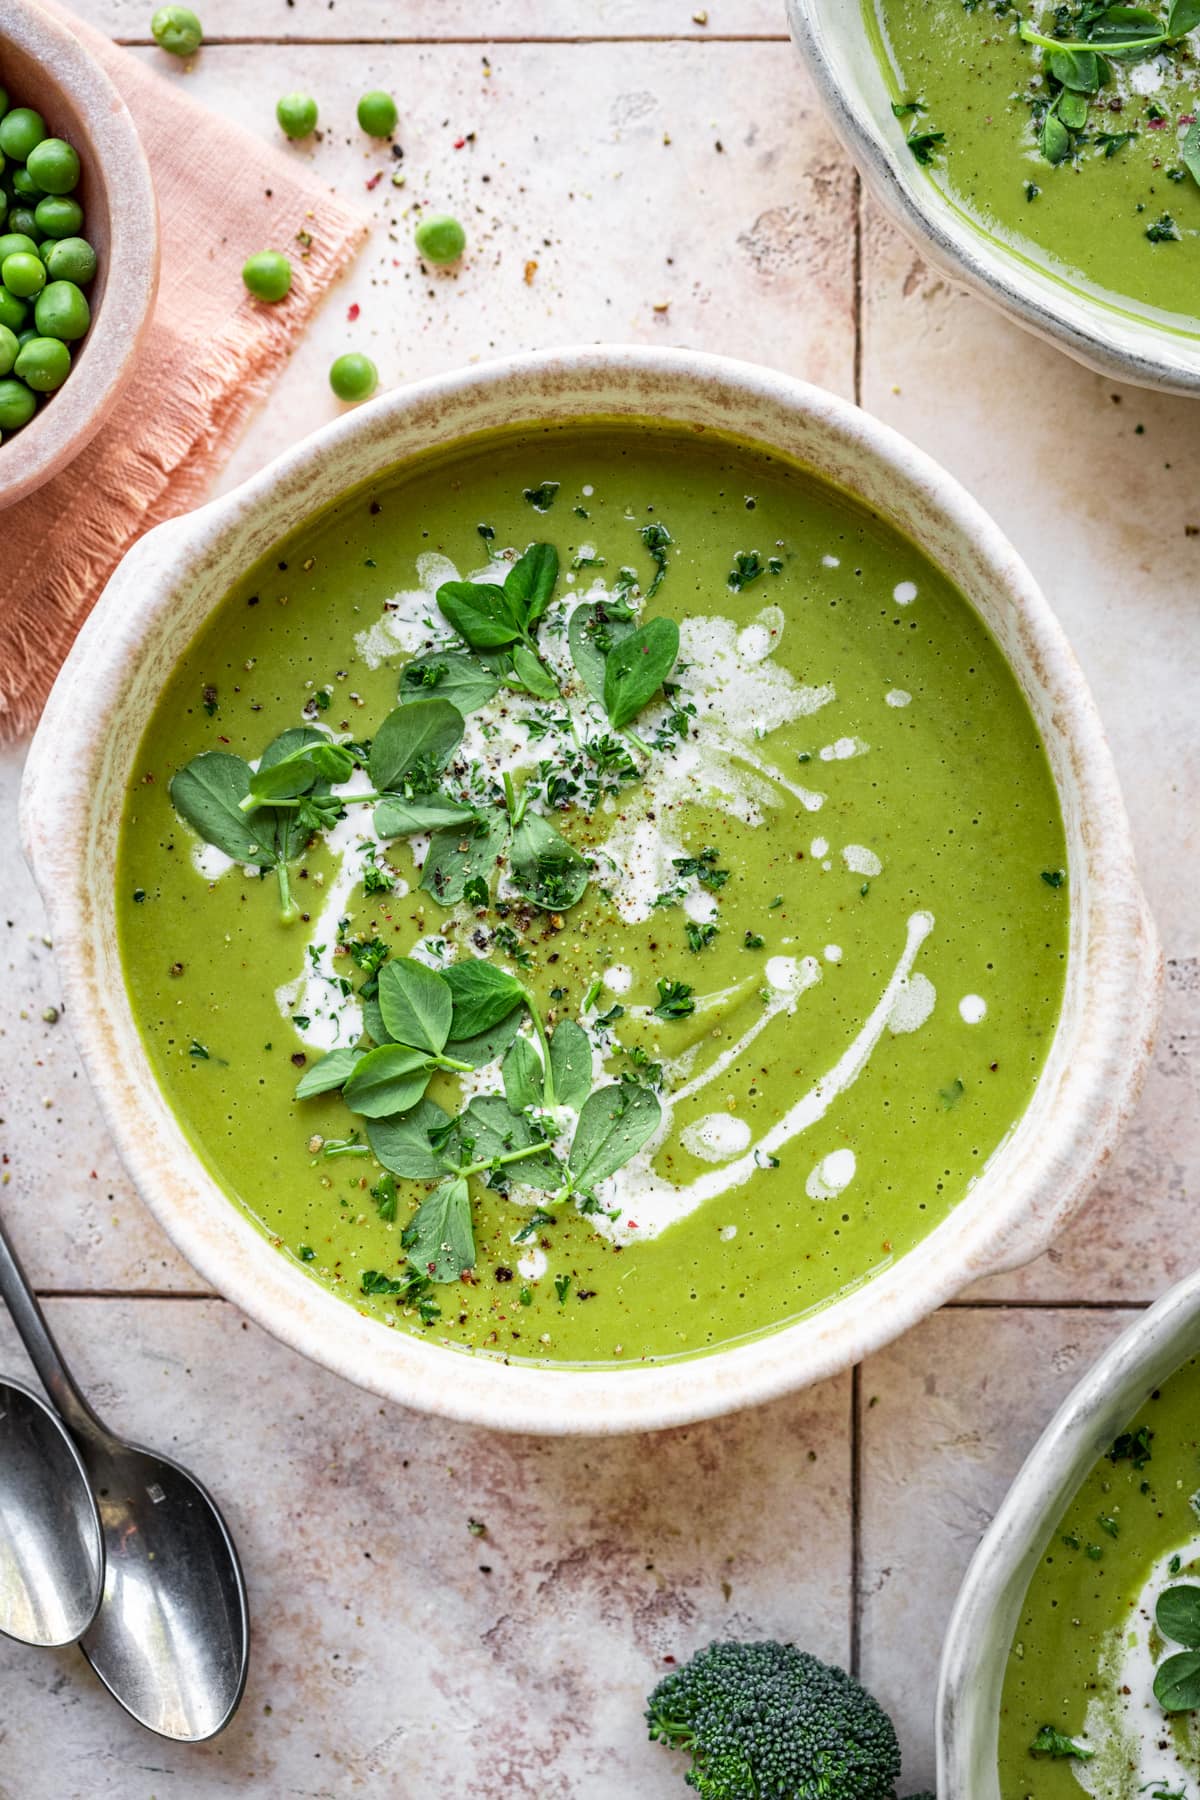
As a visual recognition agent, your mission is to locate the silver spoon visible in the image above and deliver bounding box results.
[0,1374,104,1648]
[0,1215,250,1740]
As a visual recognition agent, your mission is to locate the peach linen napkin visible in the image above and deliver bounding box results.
[0,3,370,740]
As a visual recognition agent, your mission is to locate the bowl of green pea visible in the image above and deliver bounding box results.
[0,0,159,508]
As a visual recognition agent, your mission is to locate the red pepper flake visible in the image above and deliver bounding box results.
[627,1220,639,1230]
[454,136,466,149]
[1148,115,1168,129]
[524,258,538,285]
[365,170,383,189]
[1182,113,1197,124]
[347,302,360,321]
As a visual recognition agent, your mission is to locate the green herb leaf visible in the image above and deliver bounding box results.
[567,1083,662,1193]
[508,642,560,700]
[365,1097,455,1179]
[637,522,673,599]
[1169,0,1200,34]
[522,482,559,512]
[421,812,512,906]
[653,977,696,1021]
[403,1174,475,1282]
[502,1035,544,1111]
[245,735,354,809]
[443,961,527,1036]
[1154,1649,1200,1714]
[1028,1723,1094,1760]
[1157,1586,1200,1650]
[602,617,681,729]
[342,1043,433,1118]
[1183,116,1200,191]
[504,542,559,626]
[437,580,525,650]
[449,1096,564,1190]
[376,958,454,1054]
[443,1008,525,1068]
[374,793,479,838]
[294,1046,366,1098]
[400,651,502,713]
[548,1019,593,1111]
[568,599,637,703]
[906,127,947,164]
[891,97,926,117]
[1039,108,1073,164]
[169,752,275,864]
[510,812,591,911]
[369,700,465,793]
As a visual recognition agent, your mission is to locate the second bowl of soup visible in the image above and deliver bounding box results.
[20,348,1158,1432]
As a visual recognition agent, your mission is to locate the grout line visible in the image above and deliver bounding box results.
[849,1361,862,1677]
[852,171,864,408]
[116,33,792,47]
[945,1297,1151,1312]
[33,1289,221,1301]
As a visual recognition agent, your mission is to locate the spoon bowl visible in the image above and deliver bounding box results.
[78,1429,248,1740]
[0,1377,103,1649]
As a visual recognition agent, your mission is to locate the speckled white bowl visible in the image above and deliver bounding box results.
[20,347,1161,1435]
[0,0,160,508]
[787,0,1200,394]
[939,1269,1200,1795]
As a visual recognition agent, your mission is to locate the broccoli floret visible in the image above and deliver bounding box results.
[646,1639,902,1800]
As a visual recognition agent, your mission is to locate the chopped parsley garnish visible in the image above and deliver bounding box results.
[653,978,697,1021]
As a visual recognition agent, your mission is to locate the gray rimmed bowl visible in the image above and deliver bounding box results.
[786,0,1200,394]
[20,345,1160,1435]
[939,1270,1200,1795]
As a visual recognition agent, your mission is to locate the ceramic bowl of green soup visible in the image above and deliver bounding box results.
[788,0,1200,393]
[21,347,1158,1433]
[941,1269,1200,1796]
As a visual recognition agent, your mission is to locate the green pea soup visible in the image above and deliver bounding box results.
[116,421,1067,1368]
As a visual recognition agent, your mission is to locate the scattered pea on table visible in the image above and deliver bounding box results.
[329,352,378,402]
[276,93,319,139]
[414,212,467,265]
[241,251,293,303]
[356,90,398,137]
[151,6,204,55]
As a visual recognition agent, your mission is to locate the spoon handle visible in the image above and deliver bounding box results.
[0,1213,98,1440]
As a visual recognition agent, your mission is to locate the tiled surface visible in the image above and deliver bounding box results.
[0,4,1193,1792]
[0,1299,851,1799]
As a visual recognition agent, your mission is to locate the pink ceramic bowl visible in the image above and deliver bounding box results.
[0,0,159,508]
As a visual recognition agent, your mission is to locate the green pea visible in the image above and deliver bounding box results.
[15,334,70,391]
[0,288,26,332]
[329,352,378,401]
[2,251,46,298]
[151,5,203,54]
[34,196,83,238]
[414,212,466,265]
[8,207,37,239]
[0,109,46,163]
[0,321,17,375]
[241,250,292,302]
[44,236,96,284]
[276,92,318,139]
[25,139,79,197]
[0,233,38,262]
[11,167,42,200]
[33,279,90,340]
[356,90,397,137]
[0,376,36,429]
